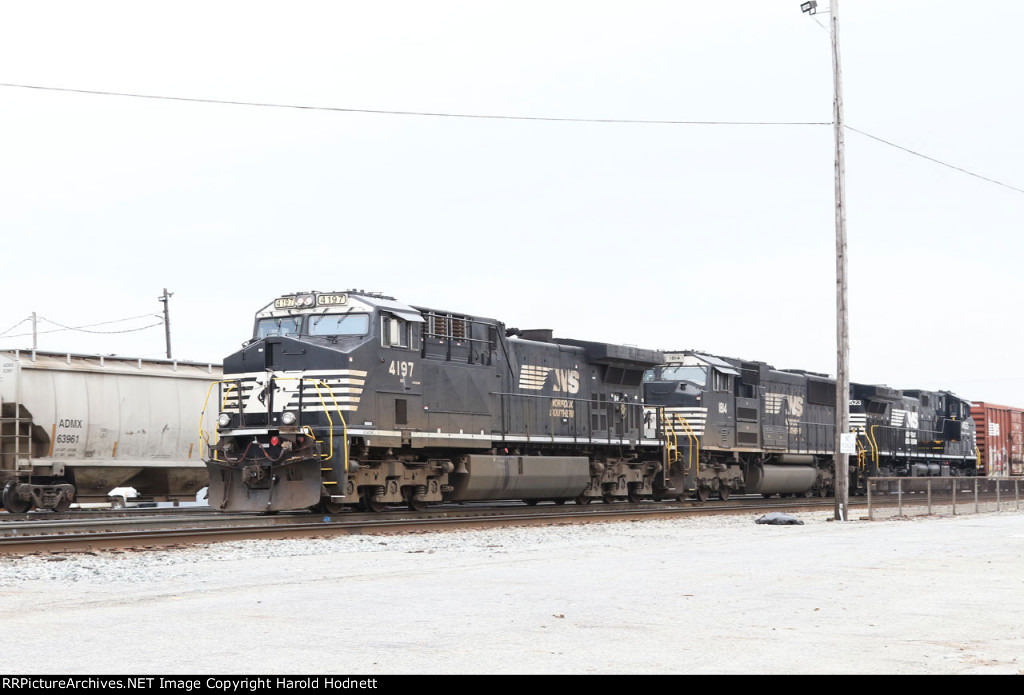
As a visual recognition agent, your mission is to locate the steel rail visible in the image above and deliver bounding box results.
[0,498,847,555]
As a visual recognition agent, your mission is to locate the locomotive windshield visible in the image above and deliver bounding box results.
[643,365,708,386]
[255,316,302,339]
[308,312,370,337]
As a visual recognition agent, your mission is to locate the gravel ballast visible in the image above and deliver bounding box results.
[0,510,1021,675]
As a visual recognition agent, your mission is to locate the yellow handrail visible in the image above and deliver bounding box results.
[219,382,237,411]
[198,376,349,473]
[868,425,880,467]
[672,413,700,476]
[665,417,679,463]
[267,377,349,472]
[199,380,228,460]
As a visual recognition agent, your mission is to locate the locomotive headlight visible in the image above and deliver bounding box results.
[280,411,297,425]
[298,295,315,307]
[217,413,232,428]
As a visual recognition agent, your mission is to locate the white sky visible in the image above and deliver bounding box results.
[1,1,1021,406]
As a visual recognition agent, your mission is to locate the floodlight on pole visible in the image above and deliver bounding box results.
[801,1,818,15]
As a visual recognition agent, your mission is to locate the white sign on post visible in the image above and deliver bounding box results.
[839,432,857,454]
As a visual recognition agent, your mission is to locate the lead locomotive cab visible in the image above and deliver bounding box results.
[201,290,496,513]
[204,290,423,513]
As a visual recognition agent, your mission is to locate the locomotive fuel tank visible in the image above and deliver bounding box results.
[0,350,221,511]
[447,454,590,501]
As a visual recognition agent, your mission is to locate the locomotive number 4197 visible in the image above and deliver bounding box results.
[389,360,415,378]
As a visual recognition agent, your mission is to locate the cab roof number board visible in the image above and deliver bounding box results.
[317,294,348,306]
[274,293,348,309]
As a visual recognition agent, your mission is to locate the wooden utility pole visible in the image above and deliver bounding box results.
[159,288,173,359]
[830,0,850,521]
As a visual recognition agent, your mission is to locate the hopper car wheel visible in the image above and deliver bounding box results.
[575,494,592,505]
[627,484,642,504]
[2,482,31,514]
[52,497,72,513]
[695,486,710,503]
[718,487,731,502]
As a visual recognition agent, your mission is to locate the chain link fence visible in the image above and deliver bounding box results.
[866,477,1023,520]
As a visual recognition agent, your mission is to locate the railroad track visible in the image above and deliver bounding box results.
[0,497,842,555]
[8,489,1015,556]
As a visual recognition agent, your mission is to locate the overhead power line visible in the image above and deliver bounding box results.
[847,126,1024,196]
[0,81,1020,195]
[0,82,825,126]
[0,313,164,340]
[39,314,165,335]
[0,316,31,338]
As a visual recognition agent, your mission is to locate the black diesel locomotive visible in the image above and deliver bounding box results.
[644,352,977,502]
[202,290,977,512]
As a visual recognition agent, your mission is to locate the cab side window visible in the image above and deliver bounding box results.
[381,315,410,348]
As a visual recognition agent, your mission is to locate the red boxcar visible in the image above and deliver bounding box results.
[971,402,1024,477]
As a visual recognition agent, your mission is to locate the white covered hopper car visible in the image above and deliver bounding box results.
[0,350,222,512]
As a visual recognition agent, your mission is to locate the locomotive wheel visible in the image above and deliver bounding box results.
[407,498,427,512]
[362,497,386,513]
[575,494,592,505]
[2,482,30,514]
[627,484,642,504]
[320,500,346,514]
[602,491,617,504]
[718,487,731,501]
[695,486,710,503]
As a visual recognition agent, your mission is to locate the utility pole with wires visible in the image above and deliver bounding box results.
[802,0,850,520]
[158,288,173,359]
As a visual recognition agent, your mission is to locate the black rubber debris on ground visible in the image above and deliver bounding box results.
[755,512,804,525]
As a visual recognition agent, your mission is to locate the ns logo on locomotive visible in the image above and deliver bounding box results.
[200,290,979,512]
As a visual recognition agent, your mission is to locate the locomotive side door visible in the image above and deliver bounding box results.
[704,368,736,449]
